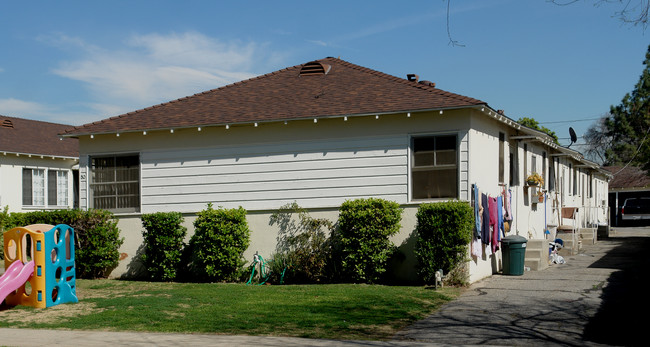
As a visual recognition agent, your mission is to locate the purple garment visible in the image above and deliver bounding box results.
[489,197,499,252]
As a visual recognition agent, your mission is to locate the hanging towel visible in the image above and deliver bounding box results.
[481,193,490,244]
[474,184,482,238]
[497,195,504,240]
[471,237,482,258]
[504,187,513,221]
[489,197,499,253]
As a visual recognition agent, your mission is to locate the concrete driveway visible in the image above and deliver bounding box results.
[393,226,650,346]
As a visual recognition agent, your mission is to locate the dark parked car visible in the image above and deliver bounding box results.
[621,197,650,223]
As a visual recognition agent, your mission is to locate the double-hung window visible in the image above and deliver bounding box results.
[23,168,45,206]
[411,134,458,200]
[23,169,68,207]
[89,154,140,212]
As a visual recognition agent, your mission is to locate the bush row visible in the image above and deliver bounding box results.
[0,208,123,279]
[139,199,474,285]
[140,204,250,282]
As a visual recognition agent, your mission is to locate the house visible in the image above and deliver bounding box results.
[61,58,610,282]
[0,116,79,213]
[603,165,650,226]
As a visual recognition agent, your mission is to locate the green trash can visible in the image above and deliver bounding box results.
[501,235,527,275]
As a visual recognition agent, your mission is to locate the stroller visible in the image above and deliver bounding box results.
[549,238,565,264]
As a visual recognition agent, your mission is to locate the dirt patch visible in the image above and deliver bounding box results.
[1,301,104,326]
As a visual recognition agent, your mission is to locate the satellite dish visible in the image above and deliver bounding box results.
[568,127,577,148]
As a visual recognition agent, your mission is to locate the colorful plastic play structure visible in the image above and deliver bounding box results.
[0,224,78,308]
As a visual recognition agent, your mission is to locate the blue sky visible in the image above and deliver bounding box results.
[0,1,647,150]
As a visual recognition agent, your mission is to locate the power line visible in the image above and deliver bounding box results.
[539,117,602,124]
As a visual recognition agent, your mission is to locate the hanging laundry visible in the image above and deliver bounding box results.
[497,195,504,240]
[489,197,499,253]
[504,187,513,221]
[471,237,482,258]
[473,184,481,239]
[481,193,490,244]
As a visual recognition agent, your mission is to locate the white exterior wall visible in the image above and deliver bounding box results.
[0,154,76,213]
[79,110,474,281]
[75,109,610,282]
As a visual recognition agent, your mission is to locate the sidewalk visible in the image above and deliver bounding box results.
[1,227,648,346]
[394,226,650,346]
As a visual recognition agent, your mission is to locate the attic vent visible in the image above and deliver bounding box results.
[1,119,13,128]
[419,80,436,87]
[300,61,331,76]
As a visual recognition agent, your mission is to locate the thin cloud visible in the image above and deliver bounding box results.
[50,31,263,115]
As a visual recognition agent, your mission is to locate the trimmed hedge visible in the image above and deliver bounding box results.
[1,209,123,279]
[141,212,187,281]
[414,201,473,285]
[333,198,402,283]
[188,204,251,282]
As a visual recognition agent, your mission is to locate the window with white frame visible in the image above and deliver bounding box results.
[48,170,68,206]
[411,134,458,200]
[89,154,140,212]
[23,169,69,207]
[23,168,44,206]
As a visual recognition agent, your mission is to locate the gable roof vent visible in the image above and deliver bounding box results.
[1,119,13,128]
[300,61,331,76]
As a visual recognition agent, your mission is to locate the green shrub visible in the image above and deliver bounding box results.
[0,205,8,259]
[414,201,473,285]
[188,204,251,282]
[141,212,187,281]
[268,202,333,284]
[1,209,123,279]
[333,198,402,283]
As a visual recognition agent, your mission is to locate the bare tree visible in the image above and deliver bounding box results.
[583,114,613,164]
[549,0,650,28]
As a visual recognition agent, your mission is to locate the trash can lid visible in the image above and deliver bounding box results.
[501,235,527,244]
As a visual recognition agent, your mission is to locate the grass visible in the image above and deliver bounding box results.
[0,280,460,340]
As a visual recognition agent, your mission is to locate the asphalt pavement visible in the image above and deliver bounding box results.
[1,226,648,346]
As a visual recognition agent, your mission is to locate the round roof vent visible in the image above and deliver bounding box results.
[300,61,331,76]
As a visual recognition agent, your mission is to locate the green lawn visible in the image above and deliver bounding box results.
[0,280,460,340]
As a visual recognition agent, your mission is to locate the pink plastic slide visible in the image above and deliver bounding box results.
[0,260,35,304]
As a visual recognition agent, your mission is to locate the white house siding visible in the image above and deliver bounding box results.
[0,154,76,213]
[140,135,409,213]
[78,110,475,280]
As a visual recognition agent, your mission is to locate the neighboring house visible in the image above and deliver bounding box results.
[603,166,650,226]
[62,58,610,282]
[0,115,79,213]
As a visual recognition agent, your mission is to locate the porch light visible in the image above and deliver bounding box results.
[170,129,174,133]
[344,116,348,121]
[254,123,258,127]
[90,134,94,139]
[407,112,411,118]
[439,110,443,114]
[225,124,230,129]
[375,115,379,119]
[197,127,201,131]
[143,131,147,135]
[314,118,318,123]
[116,133,120,137]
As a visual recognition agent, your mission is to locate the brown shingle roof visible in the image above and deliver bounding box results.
[603,166,650,190]
[0,115,78,158]
[62,57,486,136]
